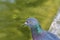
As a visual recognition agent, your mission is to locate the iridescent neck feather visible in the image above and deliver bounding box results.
[31,24,43,35]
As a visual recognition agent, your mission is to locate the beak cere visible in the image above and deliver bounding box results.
[25,22,27,25]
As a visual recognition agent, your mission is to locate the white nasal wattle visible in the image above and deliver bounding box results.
[25,22,27,24]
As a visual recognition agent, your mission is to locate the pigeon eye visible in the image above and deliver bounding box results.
[26,21,32,24]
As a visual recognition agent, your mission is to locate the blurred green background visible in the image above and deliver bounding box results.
[0,0,60,40]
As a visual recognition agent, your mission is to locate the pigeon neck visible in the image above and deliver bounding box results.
[31,24,43,35]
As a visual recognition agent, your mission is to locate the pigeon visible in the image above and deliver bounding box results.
[24,17,60,40]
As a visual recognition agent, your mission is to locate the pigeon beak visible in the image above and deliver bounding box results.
[22,22,28,27]
[22,22,27,27]
[24,22,27,25]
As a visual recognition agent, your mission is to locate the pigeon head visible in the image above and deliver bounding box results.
[25,17,39,28]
